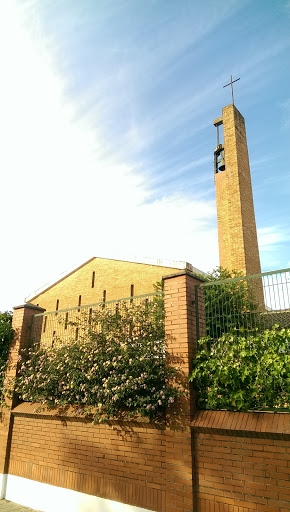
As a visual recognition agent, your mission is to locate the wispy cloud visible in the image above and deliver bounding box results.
[258,226,288,250]
[32,1,248,157]
[258,226,290,271]
[0,0,288,311]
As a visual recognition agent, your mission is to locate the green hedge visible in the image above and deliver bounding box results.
[0,311,13,392]
[189,327,290,411]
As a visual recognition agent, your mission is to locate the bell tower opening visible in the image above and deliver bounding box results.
[213,116,225,173]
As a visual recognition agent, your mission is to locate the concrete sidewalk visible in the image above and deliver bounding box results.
[0,501,42,512]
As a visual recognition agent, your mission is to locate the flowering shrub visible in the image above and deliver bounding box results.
[4,298,183,422]
[189,326,290,411]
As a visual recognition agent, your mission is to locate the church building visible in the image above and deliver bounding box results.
[25,101,262,314]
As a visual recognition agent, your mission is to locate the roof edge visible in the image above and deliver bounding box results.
[25,255,206,302]
[25,257,96,302]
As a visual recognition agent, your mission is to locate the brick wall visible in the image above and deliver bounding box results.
[2,407,289,512]
[8,407,166,512]
[4,407,289,512]
[193,410,290,512]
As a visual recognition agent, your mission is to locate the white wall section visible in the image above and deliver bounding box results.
[5,474,154,512]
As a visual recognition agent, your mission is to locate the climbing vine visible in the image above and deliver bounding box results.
[189,326,290,411]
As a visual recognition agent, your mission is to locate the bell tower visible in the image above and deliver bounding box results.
[213,104,261,276]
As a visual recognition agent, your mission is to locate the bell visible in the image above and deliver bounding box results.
[219,156,225,171]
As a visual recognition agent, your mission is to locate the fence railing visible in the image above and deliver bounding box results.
[195,268,290,341]
[30,292,164,348]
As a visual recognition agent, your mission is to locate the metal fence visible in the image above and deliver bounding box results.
[195,268,290,341]
[30,292,164,348]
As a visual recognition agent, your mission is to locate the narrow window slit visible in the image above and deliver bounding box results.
[130,284,134,303]
[102,290,106,308]
[64,312,68,330]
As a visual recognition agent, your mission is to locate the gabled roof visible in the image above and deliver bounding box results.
[25,257,96,302]
[25,255,205,302]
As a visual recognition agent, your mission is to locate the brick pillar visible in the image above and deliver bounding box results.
[163,271,204,512]
[0,303,45,498]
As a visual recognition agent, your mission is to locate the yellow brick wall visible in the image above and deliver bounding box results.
[29,257,182,312]
[215,105,261,276]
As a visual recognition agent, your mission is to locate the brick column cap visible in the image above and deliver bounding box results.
[222,103,244,118]
[162,269,205,283]
[13,302,46,313]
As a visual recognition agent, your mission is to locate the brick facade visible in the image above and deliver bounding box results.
[215,105,261,277]
[27,257,195,313]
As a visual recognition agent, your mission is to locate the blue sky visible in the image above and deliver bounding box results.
[0,0,289,311]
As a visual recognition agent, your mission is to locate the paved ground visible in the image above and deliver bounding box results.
[0,501,42,512]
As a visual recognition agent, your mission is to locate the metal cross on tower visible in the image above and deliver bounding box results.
[223,75,240,105]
